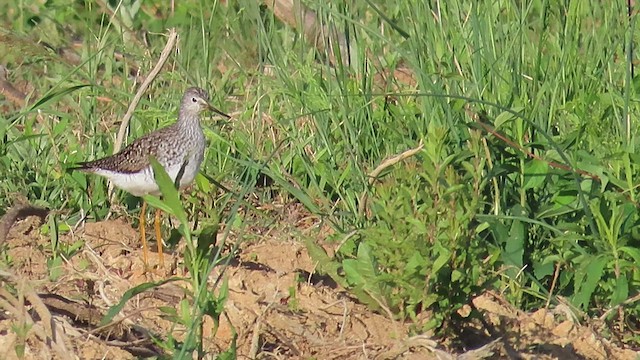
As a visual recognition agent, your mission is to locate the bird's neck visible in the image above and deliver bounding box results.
[177,111,201,130]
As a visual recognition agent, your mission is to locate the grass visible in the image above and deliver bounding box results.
[1,0,640,356]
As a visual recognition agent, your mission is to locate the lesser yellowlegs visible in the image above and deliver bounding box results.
[73,87,230,268]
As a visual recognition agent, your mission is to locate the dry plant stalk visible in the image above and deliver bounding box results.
[109,28,179,203]
[357,141,425,217]
[0,270,73,358]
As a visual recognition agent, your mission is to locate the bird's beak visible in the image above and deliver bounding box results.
[207,103,231,119]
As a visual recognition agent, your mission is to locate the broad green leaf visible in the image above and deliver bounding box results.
[475,221,490,233]
[344,243,379,287]
[47,257,63,282]
[342,243,386,312]
[342,266,382,311]
[533,259,555,280]
[619,246,640,264]
[538,202,578,218]
[406,217,428,235]
[405,251,426,274]
[432,241,451,274]
[494,107,524,128]
[611,273,628,307]
[504,213,525,275]
[573,256,607,310]
[356,243,377,280]
[342,259,362,285]
[522,159,548,190]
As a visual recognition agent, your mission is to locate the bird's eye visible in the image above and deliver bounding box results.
[192,97,197,103]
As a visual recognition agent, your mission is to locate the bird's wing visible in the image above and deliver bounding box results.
[76,128,171,174]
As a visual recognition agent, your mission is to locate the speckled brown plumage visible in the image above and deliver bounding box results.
[74,87,225,176]
[75,126,189,174]
[71,86,230,270]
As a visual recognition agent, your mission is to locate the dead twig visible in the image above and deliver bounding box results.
[0,269,74,358]
[109,28,178,203]
[249,291,280,359]
[374,334,441,360]
[357,141,424,217]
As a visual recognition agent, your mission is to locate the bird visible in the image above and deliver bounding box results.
[72,87,230,269]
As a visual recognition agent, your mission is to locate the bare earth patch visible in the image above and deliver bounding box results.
[0,212,637,359]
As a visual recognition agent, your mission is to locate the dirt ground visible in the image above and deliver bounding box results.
[0,205,638,359]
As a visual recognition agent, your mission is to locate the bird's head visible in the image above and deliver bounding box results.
[182,87,230,119]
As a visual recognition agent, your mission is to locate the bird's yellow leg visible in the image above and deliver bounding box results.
[155,208,164,267]
[140,200,149,268]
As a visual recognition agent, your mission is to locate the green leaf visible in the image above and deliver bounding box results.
[573,256,607,310]
[158,306,177,316]
[451,269,463,282]
[47,257,63,281]
[28,84,92,111]
[179,298,192,326]
[147,156,188,225]
[494,107,523,128]
[343,260,366,287]
[100,278,181,326]
[611,273,628,307]
[475,221,490,233]
[355,243,377,282]
[197,224,220,253]
[619,246,640,264]
[142,195,174,214]
[302,237,347,288]
[216,333,237,360]
[533,258,556,280]
[406,217,428,235]
[195,172,212,193]
[48,212,59,254]
[504,213,525,274]
[432,241,451,274]
[406,251,426,274]
[522,159,549,190]
[487,218,509,246]
[342,243,384,312]
[217,276,229,314]
[262,168,321,214]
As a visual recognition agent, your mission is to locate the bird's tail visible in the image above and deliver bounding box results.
[65,162,92,173]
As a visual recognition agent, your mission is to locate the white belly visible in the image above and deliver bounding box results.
[95,156,202,197]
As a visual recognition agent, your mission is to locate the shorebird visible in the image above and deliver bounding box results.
[73,87,230,268]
